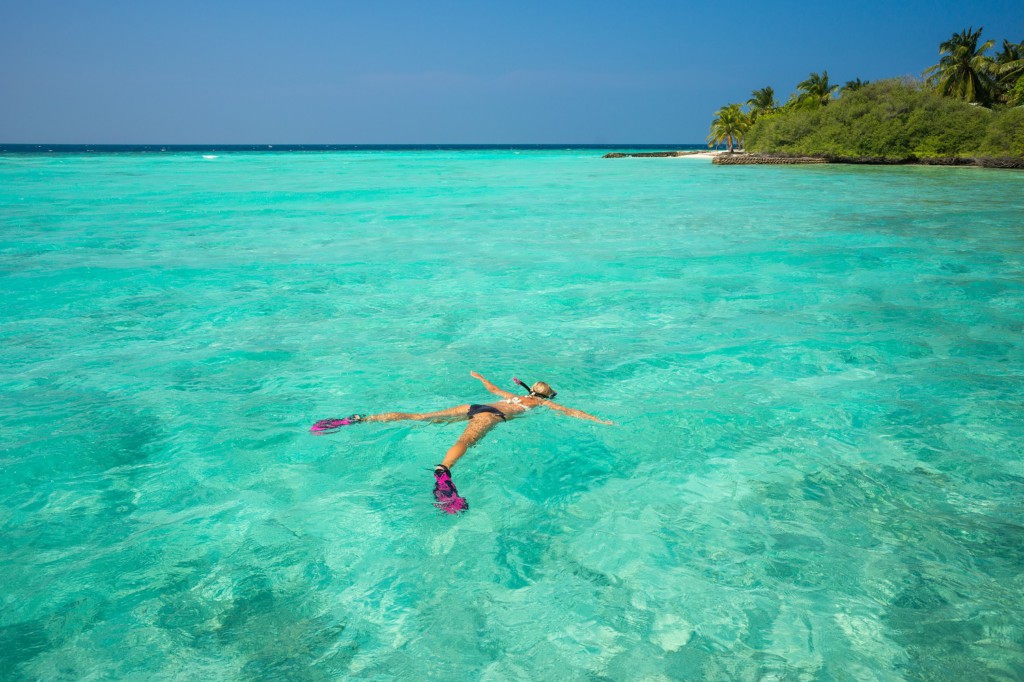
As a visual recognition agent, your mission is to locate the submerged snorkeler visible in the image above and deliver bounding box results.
[311,371,612,514]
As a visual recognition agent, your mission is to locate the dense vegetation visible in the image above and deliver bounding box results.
[746,79,1024,161]
[708,27,1024,164]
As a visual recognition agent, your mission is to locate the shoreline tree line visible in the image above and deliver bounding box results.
[707,27,1024,163]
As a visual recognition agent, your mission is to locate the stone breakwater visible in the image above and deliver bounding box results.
[602,151,704,158]
[713,154,828,165]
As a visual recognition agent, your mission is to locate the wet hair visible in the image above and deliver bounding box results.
[531,381,556,399]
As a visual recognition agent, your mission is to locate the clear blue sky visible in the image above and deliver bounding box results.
[2,0,1021,144]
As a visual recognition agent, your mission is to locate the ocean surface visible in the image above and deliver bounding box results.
[1,148,1022,680]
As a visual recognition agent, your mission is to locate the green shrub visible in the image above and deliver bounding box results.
[745,78,1017,160]
[979,107,1024,157]
[1007,77,1024,107]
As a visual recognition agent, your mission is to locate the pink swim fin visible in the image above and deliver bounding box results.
[433,465,469,514]
[310,414,363,434]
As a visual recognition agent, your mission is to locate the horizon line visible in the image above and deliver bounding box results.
[1,142,705,149]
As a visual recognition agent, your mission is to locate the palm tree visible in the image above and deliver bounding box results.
[707,104,749,153]
[796,71,839,108]
[993,39,1024,103]
[923,27,996,104]
[995,39,1024,65]
[842,78,869,94]
[747,86,778,121]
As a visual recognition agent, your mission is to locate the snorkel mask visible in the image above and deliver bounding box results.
[513,377,557,400]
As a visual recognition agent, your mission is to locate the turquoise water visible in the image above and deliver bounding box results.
[2,150,1023,680]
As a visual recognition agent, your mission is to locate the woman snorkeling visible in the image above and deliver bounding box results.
[310,371,612,513]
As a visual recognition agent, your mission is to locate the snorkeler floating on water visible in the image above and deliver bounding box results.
[310,371,613,514]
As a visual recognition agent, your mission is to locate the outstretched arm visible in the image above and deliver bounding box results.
[543,401,613,425]
[470,371,517,399]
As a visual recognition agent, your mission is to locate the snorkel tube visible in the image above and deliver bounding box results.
[512,377,557,400]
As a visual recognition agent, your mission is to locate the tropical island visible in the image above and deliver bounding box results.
[705,28,1024,167]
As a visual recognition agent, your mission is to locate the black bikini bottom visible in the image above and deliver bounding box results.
[467,404,506,421]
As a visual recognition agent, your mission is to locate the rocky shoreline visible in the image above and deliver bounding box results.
[826,155,1024,169]
[603,150,1024,168]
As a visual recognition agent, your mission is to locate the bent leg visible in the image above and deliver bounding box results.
[441,414,502,469]
[364,405,470,424]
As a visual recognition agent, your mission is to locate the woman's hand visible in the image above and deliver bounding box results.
[470,371,484,380]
